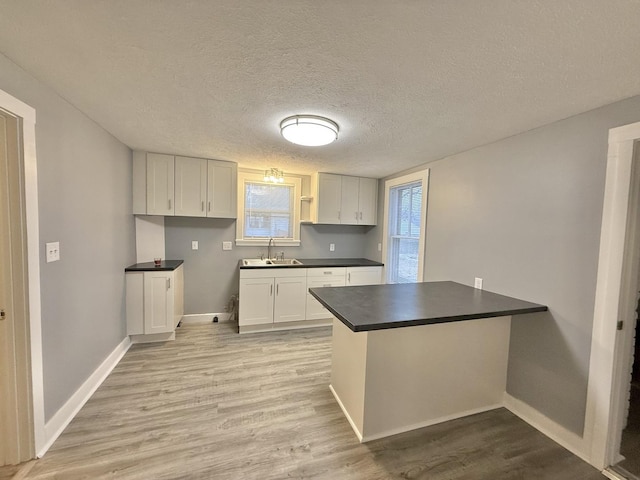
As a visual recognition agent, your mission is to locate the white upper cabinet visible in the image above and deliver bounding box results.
[146,153,175,215]
[133,151,237,218]
[311,173,378,225]
[207,159,237,218]
[175,156,207,217]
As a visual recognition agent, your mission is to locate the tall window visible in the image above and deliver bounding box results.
[236,171,301,245]
[382,169,429,283]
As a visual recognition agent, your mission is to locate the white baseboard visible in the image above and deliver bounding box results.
[38,336,131,457]
[180,313,231,324]
[361,404,503,443]
[503,392,591,465]
[329,384,364,442]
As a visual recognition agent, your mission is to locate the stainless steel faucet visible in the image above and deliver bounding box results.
[267,237,274,260]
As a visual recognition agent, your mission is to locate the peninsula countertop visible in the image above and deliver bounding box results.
[309,280,547,332]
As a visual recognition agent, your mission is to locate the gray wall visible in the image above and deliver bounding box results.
[0,54,136,421]
[165,218,373,314]
[370,95,640,435]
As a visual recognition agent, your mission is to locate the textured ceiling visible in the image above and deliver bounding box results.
[0,1,639,178]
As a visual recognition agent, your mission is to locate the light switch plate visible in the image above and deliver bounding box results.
[474,277,483,289]
[192,241,199,250]
[329,243,335,252]
[222,241,232,251]
[46,242,60,263]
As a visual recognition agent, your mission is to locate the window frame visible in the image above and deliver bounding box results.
[381,169,429,283]
[235,170,301,246]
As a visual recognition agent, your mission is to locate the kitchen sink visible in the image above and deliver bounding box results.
[242,258,302,266]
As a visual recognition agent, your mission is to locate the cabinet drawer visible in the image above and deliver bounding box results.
[306,277,346,289]
[306,267,346,278]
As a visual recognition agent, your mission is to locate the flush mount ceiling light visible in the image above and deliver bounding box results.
[280,115,339,146]
[263,167,285,183]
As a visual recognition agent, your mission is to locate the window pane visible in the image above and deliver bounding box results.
[388,180,422,283]
[244,182,293,238]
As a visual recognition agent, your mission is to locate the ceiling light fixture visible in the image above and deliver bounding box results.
[280,115,339,146]
[263,167,285,183]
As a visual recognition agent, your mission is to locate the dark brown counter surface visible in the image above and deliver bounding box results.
[309,280,547,332]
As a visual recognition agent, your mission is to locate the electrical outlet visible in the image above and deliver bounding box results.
[222,241,232,251]
[192,241,199,250]
[329,243,335,252]
[474,277,483,289]
[378,243,382,252]
[46,242,60,263]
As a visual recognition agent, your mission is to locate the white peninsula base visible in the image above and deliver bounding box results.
[330,316,512,442]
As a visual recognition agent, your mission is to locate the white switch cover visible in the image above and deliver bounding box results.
[222,241,232,251]
[378,243,382,252]
[46,242,60,263]
[474,277,483,289]
[329,243,335,252]
[192,241,199,250]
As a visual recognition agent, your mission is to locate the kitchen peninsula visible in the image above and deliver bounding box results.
[309,281,547,442]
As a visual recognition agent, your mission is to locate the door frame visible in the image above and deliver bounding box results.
[381,168,429,284]
[585,120,640,470]
[0,88,45,456]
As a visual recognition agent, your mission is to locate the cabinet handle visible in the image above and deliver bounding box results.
[338,211,341,220]
[208,201,211,212]
[166,278,171,290]
[201,201,205,211]
[276,284,279,295]
[359,211,363,220]
[168,199,172,210]
[355,211,358,220]
[348,273,351,283]
[270,284,273,296]
[323,271,332,275]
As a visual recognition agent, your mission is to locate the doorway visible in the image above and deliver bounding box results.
[0,109,34,466]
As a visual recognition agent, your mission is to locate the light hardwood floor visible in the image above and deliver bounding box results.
[3,322,604,479]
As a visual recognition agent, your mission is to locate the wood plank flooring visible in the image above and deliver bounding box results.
[2,322,605,479]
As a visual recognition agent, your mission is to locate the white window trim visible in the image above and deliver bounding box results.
[235,170,301,246]
[381,168,429,284]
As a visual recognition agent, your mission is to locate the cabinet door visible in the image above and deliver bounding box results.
[207,160,237,218]
[274,276,307,323]
[357,177,378,225]
[340,175,360,225]
[306,276,345,320]
[316,173,342,224]
[346,266,382,286]
[239,278,274,326]
[175,156,207,217]
[146,153,175,215]
[143,271,174,334]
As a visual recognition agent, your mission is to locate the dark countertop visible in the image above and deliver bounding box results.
[239,257,383,269]
[309,281,547,332]
[125,260,184,272]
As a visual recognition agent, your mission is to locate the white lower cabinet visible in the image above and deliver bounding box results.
[239,268,307,332]
[239,265,383,333]
[126,265,184,342]
[305,268,346,320]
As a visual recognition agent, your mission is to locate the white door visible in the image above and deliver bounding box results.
[239,278,274,326]
[340,175,360,225]
[316,173,342,224]
[0,110,34,465]
[274,277,307,323]
[146,153,175,215]
[382,169,429,284]
[143,271,174,334]
[175,156,207,217]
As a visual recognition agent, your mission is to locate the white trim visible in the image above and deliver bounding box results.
[180,313,232,324]
[38,336,131,457]
[585,120,640,469]
[602,469,628,480]
[381,169,429,284]
[0,89,45,456]
[329,384,364,442]
[361,404,502,443]
[503,393,590,464]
